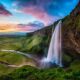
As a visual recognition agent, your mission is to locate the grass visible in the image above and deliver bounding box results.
[0,51,28,65]
[0,64,14,76]
[0,64,80,80]
[0,35,43,53]
[0,51,35,76]
[0,35,43,75]
[0,36,26,50]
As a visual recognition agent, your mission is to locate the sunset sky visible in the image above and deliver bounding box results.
[0,0,79,32]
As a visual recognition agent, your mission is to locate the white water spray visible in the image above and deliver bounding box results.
[40,21,62,68]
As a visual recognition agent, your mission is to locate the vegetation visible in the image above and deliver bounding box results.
[0,64,80,80]
[0,35,44,53]
[0,51,32,65]
[0,34,47,76]
[0,64,14,76]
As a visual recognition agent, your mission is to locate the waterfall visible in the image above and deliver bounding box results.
[40,21,62,68]
[46,21,62,66]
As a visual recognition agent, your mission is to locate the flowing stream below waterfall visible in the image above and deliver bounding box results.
[0,49,37,68]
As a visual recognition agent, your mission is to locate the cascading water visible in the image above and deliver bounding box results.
[40,21,62,68]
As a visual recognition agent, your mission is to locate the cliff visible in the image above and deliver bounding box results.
[62,2,80,58]
[28,2,80,58]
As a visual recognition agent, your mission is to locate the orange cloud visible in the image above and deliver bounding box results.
[0,24,38,32]
[0,24,18,32]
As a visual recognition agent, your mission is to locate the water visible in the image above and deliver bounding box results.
[40,21,62,68]
[1,49,32,59]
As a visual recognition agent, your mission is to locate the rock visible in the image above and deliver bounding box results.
[62,2,80,58]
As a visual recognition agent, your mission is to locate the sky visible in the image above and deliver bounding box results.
[0,0,79,32]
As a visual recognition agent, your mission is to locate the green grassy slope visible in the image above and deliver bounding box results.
[0,65,80,80]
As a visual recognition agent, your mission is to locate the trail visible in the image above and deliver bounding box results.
[0,49,32,58]
[0,49,37,68]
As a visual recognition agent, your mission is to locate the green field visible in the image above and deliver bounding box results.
[0,34,46,75]
[0,35,43,52]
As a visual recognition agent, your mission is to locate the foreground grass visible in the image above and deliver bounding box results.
[0,61,80,80]
[0,64,14,76]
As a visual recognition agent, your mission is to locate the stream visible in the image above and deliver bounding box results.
[0,49,37,68]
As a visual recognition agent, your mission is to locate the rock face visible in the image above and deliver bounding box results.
[62,2,80,57]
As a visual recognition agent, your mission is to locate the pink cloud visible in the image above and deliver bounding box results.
[21,6,55,26]
[16,25,39,32]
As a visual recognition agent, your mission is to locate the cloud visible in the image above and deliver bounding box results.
[18,21,44,32]
[14,0,78,16]
[0,21,44,32]
[26,21,44,28]
[21,6,56,25]
[0,0,78,28]
[13,0,78,25]
[0,3,12,16]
